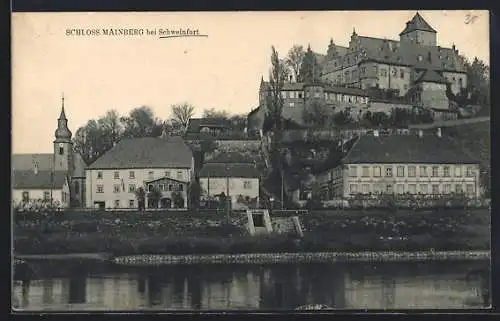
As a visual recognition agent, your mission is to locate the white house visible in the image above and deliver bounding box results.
[85,135,194,210]
[12,168,71,208]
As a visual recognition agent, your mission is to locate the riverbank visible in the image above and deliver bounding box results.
[113,250,490,266]
[14,208,490,256]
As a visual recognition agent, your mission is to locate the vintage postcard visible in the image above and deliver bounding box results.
[12,10,491,311]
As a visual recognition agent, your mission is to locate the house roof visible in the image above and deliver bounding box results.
[186,118,231,133]
[144,176,187,184]
[206,152,258,164]
[400,13,437,35]
[87,136,193,169]
[12,170,68,190]
[199,163,260,178]
[343,134,480,164]
[415,69,448,84]
[12,154,54,171]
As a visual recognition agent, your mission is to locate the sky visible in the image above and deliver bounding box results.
[12,10,489,154]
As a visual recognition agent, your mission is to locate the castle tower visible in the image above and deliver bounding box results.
[399,12,437,46]
[53,94,74,174]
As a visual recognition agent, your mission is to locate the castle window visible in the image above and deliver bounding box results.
[114,171,120,179]
[129,171,135,179]
[96,185,104,193]
[298,92,303,99]
[43,191,50,201]
[59,147,64,155]
[400,69,405,78]
[74,181,79,194]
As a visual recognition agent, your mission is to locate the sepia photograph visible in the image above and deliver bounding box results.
[11,10,491,311]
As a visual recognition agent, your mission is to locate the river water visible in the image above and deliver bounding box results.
[12,260,490,311]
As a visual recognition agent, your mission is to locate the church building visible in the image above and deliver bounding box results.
[12,96,87,209]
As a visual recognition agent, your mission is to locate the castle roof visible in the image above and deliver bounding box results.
[415,69,447,84]
[87,136,193,169]
[54,97,72,141]
[260,81,368,96]
[343,134,479,164]
[400,12,437,35]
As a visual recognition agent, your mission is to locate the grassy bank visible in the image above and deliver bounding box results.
[14,209,490,256]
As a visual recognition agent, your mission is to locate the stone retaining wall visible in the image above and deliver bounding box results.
[113,250,490,266]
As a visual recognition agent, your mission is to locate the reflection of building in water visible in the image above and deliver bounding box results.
[344,272,480,309]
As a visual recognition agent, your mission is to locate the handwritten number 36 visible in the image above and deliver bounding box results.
[465,14,478,24]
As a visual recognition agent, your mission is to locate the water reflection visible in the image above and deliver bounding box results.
[12,262,490,311]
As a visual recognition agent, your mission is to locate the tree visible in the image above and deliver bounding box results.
[298,45,322,83]
[146,185,162,209]
[187,180,201,210]
[302,100,330,127]
[229,114,247,131]
[121,106,163,138]
[202,108,230,120]
[72,117,118,164]
[285,45,305,82]
[135,187,146,211]
[465,57,490,115]
[170,102,195,134]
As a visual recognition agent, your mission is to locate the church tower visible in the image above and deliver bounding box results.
[399,12,437,47]
[53,94,74,174]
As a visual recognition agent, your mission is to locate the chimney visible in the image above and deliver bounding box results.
[418,129,423,138]
[373,130,379,137]
[436,127,442,138]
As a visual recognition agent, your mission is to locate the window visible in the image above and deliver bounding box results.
[114,171,120,179]
[289,102,295,107]
[419,166,427,177]
[350,184,358,194]
[168,184,173,191]
[96,185,104,193]
[361,67,366,74]
[454,166,462,177]
[165,171,171,177]
[298,92,303,99]
[396,184,404,194]
[362,184,370,194]
[432,166,439,177]
[466,166,474,177]
[417,55,423,62]
[59,147,64,155]
[361,166,370,177]
[129,171,135,179]
[158,184,164,191]
[243,180,252,189]
[349,166,358,177]
[128,184,135,193]
[372,66,378,74]
[114,200,120,208]
[400,69,405,78]
[148,184,154,192]
[97,171,103,179]
[432,184,439,194]
[113,184,120,193]
[129,200,135,208]
[443,166,450,177]
[385,167,393,177]
[177,171,183,180]
[466,184,475,195]
[419,184,428,194]
[408,166,416,177]
[179,184,184,192]
[408,184,416,194]
[386,184,393,194]
[281,91,286,98]
[380,69,387,77]
[74,181,80,194]
[43,191,50,201]
[455,184,463,193]
[444,184,451,194]
[396,166,405,177]
[373,166,381,177]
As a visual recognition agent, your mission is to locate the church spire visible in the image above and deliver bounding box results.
[55,93,72,141]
